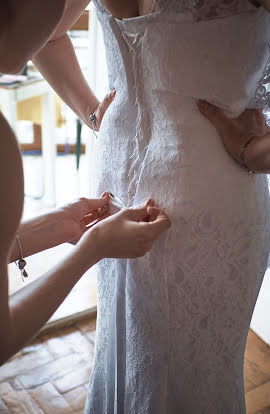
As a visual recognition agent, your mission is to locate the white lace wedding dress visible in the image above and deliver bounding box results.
[85,1,270,413]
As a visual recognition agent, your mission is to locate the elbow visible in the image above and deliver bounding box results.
[0,348,13,366]
[0,335,17,366]
[0,52,28,75]
[0,54,28,75]
[0,355,7,367]
[0,63,25,76]
[0,36,31,74]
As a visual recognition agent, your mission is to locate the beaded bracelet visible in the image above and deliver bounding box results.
[15,232,28,282]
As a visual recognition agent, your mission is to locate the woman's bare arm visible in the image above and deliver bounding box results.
[9,212,72,263]
[0,110,101,363]
[0,114,170,365]
[4,236,98,364]
[32,0,103,126]
[33,33,99,126]
[2,208,170,364]
[0,114,100,363]
[0,0,66,74]
[8,195,110,262]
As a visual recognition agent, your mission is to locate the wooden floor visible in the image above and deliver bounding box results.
[0,319,270,414]
[245,330,270,414]
[0,318,96,414]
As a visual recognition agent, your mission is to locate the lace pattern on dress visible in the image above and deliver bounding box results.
[249,51,270,119]
[150,0,270,118]
[85,1,270,413]
[150,0,259,21]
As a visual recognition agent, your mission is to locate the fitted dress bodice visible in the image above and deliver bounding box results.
[92,2,270,213]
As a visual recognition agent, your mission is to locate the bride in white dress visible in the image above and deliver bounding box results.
[83,1,270,413]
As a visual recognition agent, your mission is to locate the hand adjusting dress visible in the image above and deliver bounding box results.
[85,1,270,413]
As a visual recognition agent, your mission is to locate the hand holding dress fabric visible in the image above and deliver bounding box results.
[57,193,109,245]
[79,204,171,261]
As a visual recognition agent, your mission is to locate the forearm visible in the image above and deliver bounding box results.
[32,34,98,126]
[245,133,270,173]
[9,210,73,263]
[2,237,98,364]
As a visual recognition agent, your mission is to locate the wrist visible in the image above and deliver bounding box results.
[55,207,78,244]
[76,227,102,270]
[9,231,21,263]
[86,226,104,261]
[240,136,257,174]
[9,210,72,263]
[48,209,74,244]
[85,99,100,127]
[244,134,270,173]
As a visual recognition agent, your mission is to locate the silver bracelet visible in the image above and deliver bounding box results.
[15,232,28,282]
[240,137,256,175]
[89,102,100,139]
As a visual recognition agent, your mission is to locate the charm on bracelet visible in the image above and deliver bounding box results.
[89,102,100,139]
[15,232,29,282]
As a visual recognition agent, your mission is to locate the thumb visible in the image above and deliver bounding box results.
[125,206,149,222]
[85,193,109,211]
[97,90,116,118]
[148,210,171,236]
[147,206,162,221]
[197,100,234,135]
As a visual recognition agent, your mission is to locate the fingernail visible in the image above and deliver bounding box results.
[110,89,116,98]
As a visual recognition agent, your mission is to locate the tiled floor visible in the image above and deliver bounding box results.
[0,320,270,414]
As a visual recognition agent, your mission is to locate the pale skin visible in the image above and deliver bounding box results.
[0,0,171,365]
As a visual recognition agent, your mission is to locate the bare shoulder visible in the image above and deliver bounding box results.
[256,0,270,12]
[0,114,24,257]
